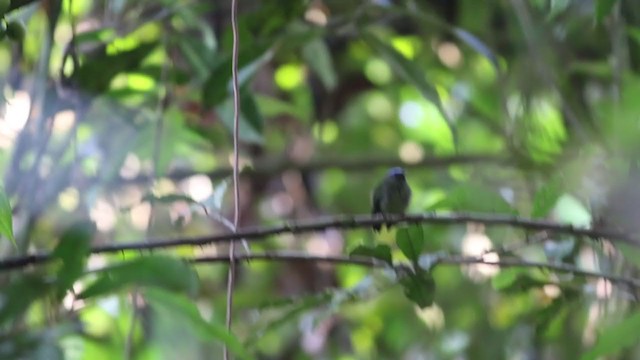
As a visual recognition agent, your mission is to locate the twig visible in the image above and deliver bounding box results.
[225,0,241,358]
[189,251,640,288]
[111,154,514,187]
[0,212,638,271]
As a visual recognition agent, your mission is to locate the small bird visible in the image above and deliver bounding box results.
[371,167,412,232]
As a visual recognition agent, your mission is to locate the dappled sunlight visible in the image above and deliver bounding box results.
[461,224,500,281]
[151,178,177,196]
[364,58,392,85]
[595,278,613,299]
[58,187,80,212]
[181,174,213,202]
[52,110,76,135]
[90,198,117,232]
[130,202,151,230]
[415,303,445,331]
[0,90,30,148]
[399,101,424,128]
[399,140,425,164]
[275,63,305,90]
[399,95,454,154]
[306,235,332,256]
[226,153,252,170]
[1,0,638,358]
[119,153,142,179]
[543,284,562,299]
[365,91,394,121]
[437,41,463,68]
[391,36,418,59]
[269,191,294,217]
[312,121,338,143]
[304,1,329,26]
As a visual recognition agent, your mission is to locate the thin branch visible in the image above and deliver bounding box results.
[189,251,640,288]
[0,212,637,271]
[225,0,241,358]
[110,154,515,187]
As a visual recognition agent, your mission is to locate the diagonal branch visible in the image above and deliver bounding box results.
[0,212,636,271]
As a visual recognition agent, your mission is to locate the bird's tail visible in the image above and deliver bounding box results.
[372,210,382,232]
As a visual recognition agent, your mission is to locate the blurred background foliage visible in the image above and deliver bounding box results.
[1,0,640,359]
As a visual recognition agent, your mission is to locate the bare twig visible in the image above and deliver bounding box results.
[224,0,241,358]
[189,251,640,288]
[111,154,514,187]
[1,213,638,272]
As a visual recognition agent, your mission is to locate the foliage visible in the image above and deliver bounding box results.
[0,0,639,359]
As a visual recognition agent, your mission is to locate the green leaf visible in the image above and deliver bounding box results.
[349,244,393,266]
[491,268,523,291]
[302,38,337,91]
[145,288,253,360]
[0,186,15,247]
[202,47,274,108]
[400,270,436,308]
[491,268,549,293]
[531,178,563,218]
[396,225,425,264]
[176,35,215,82]
[595,0,618,23]
[72,41,159,94]
[74,28,116,45]
[218,97,265,144]
[581,311,640,360]
[240,88,265,134]
[78,256,198,299]
[0,275,51,326]
[52,221,96,299]
[255,95,305,119]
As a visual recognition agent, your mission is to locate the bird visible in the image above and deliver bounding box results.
[371,167,412,232]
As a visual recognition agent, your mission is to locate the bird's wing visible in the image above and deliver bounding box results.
[371,184,383,215]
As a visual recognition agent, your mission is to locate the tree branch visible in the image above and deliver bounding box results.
[0,212,636,271]
[190,251,640,288]
[111,154,515,187]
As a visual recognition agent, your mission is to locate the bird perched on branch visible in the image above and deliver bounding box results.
[371,167,412,232]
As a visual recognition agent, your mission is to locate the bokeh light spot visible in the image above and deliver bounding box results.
[364,58,392,85]
[312,121,339,144]
[399,141,425,164]
[275,63,305,91]
[58,187,80,212]
[365,92,394,121]
[181,175,213,202]
[437,41,462,68]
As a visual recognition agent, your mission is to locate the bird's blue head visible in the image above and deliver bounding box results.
[387,167,406,179]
